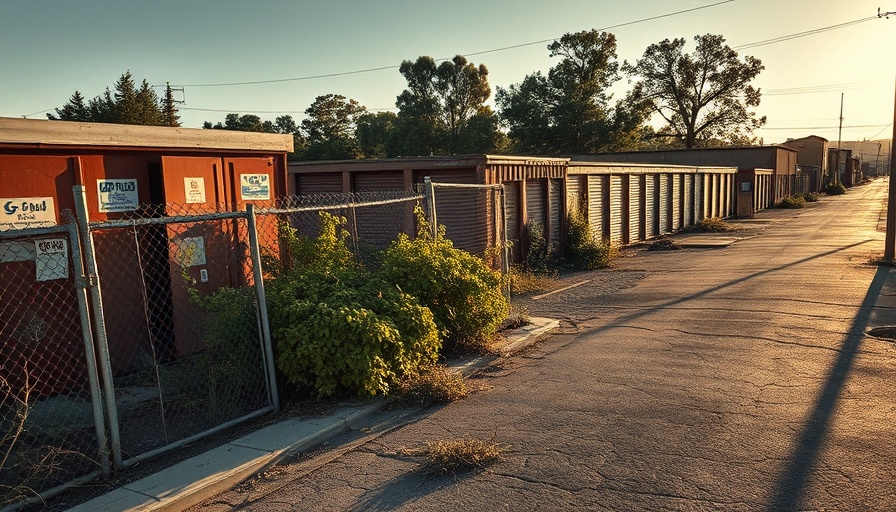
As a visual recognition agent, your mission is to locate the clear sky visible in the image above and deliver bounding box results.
[1,0,894,145]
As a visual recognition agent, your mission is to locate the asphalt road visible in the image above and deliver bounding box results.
[192,179,896,511]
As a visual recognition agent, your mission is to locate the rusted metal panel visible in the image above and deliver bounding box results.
[504,181,521,261]
[526,179,547,232]
[549,179,563,246]
[353,170,405,191]
[295,172,343,195]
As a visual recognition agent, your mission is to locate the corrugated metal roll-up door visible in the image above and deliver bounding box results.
[629,175,642,242]
[724,174,733,217]
[549,179,563,246]
[587,175,603,240]
[526,179,547,240]
[296,172,343,195]
[567,175,584,216]
[645,174,657,238]
[658,174,670,234]
[709,174,718,218]
[504,182,521,261]
[351,171,406,249]
[684,174,694,227]
[609,175,624,245]
[423,170,485,255]
[671,173,682,230]
[695,174,705,220]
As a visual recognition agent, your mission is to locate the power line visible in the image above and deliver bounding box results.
[759,124,889,131]
[158,0,736,89]
[734,16,877,50]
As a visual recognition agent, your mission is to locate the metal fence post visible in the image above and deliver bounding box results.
[423,176,437,236]
[72,185,123,468]
[65,214,111,478]
[245,204,280,413]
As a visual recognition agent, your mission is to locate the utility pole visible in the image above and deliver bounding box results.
[881,8,895,258]
[836,93,844,186]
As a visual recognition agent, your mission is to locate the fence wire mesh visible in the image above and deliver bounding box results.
[88,204,272,465]
[258,191,422,267]
[0,226,103,508]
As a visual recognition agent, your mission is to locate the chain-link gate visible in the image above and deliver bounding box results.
[1,219,108,509]
[75,198,279,470]
[422,179,509,275]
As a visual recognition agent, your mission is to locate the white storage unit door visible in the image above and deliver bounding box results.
[683,174,694,227]
[658,174,670,234]
[587,175,604,240]
[645,175,657,237]
[609,175,624,244]
[671,173,682,230]
[628,175,642,242]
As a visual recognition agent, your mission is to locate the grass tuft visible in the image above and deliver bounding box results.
[694,217,735,232]
[509,268,559,295]
[778,195,805,209]
[401,437,508,475]
[390,365,468,407]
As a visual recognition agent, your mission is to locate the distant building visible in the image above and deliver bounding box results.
[783,135,828,191]
[570,145,800,203]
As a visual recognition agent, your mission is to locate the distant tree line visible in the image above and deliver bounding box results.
[48,31,766,159]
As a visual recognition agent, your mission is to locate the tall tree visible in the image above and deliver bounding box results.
[624,34,766,149]
[48,71,173,126]
[395,55,500,155]
[301,94,366,160]
[162,83,181,127]
[496,30,650,155]
[48,91,90,121]
[356,111,399,158]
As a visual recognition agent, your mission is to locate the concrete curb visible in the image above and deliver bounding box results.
[66,317,560,512]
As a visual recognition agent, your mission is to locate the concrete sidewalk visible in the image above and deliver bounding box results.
[67,318,560,512]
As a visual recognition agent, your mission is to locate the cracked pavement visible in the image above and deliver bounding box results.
[191,180,896,511]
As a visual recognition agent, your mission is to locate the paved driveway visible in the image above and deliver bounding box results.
[195,180,896,511]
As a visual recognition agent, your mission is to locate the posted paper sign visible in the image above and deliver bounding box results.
[35,238,68,281]
[184,177,206,204]
[0,197,56,231]
[98,179,139,212]
[240,174,270,201]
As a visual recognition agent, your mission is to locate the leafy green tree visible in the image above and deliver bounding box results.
[48,71,175,126]
[356,111,399,158]
[496,30,650,155]
[301,94,366,160]
[624,34,766,149]
[395,55,501,155]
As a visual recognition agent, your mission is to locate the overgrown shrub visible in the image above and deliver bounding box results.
[270,272,440,397]
[778,195,805,209]
[390,365,468,406]
[379,208,509,349]
[565,209,616,270]
[523,221,558,274]
[823,182,847,195]
[804,192,820,202]
[269,213,440,397]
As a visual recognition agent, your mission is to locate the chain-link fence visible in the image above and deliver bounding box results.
[257,191,422,267]
[84,203,277,469]
[1,220,107,509]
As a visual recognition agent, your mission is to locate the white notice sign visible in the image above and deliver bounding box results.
[97,179,139,212]
[184,177,206,204]
[240,174,270,201]
[34,238,68,281]
[0,197,56,231]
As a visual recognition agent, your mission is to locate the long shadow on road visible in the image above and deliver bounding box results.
[766,263,890,511]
